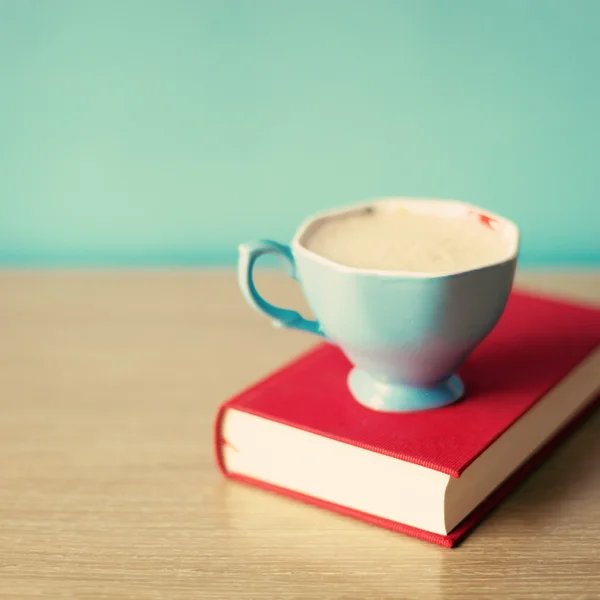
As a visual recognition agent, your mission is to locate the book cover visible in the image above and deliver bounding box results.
[215,291,600,546]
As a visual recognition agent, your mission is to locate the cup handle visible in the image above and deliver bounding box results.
[238,240,325,337]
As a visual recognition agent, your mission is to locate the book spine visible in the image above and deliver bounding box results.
[213,401,234,476]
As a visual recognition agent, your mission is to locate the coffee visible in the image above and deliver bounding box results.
[303,207,509,273]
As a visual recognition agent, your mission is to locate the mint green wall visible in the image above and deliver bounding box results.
[1,1,599,266]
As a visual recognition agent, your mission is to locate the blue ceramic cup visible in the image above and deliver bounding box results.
[238,199,519,412]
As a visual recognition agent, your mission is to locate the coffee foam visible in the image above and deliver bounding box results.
[302,205,512,274]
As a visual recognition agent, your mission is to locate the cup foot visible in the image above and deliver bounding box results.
[348,369,464,413]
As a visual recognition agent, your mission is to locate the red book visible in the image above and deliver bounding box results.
[215,291,600,547]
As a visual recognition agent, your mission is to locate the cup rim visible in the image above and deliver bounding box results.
[291,197,520,279]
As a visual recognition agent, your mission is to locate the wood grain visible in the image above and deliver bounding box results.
[1,270,599,600]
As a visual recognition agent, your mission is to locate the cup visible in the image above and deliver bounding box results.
[237,198,519,412]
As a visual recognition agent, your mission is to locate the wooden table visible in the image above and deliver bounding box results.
[1,270,599,600]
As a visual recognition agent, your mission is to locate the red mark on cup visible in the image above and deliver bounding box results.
[469,210,497,230]
[478,214,496,229]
